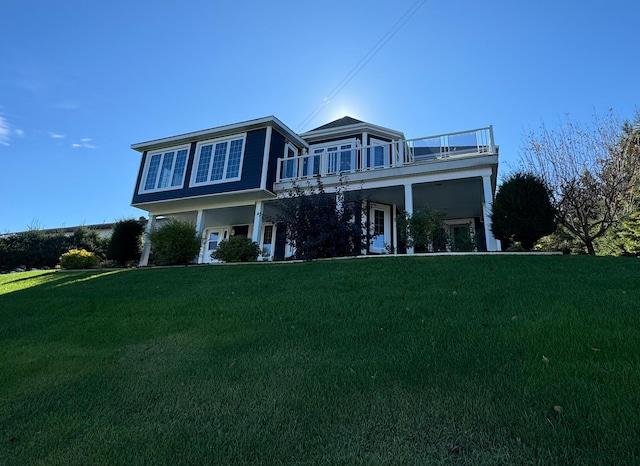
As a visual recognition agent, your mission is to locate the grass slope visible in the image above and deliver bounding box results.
[1,256,639,465]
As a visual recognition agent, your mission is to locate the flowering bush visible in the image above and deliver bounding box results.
[59,249,99,269]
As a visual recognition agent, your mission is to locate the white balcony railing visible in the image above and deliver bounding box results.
[276,126,494,183]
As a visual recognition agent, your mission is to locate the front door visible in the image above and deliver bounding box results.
[202,228,228,263]
[369,203,391,254]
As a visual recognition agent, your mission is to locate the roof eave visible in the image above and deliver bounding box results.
[131,116,308,153]
[300,121,405,142]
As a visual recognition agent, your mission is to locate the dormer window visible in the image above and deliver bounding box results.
[139,145,190,193]
[190,134,246,187]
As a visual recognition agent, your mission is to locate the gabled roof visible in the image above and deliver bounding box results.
[308,116,365,132]
[300,116,405,143]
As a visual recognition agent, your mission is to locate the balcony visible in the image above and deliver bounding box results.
[276,126,495,184]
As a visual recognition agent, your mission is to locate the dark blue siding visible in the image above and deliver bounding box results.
[266,130,286,192]
[132,128,267,205]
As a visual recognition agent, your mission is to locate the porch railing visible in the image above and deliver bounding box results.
[276,126,494,182]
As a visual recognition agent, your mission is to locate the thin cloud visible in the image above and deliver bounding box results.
[72,138,96,149]
[53,101,80,110]
[49,132,65,139]
[0,116,11,146]
[15,129,25,137]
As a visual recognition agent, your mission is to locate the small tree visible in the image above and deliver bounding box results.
[107,219,145,266]
[268,179,365,261]
[148,219,201,265]
[397,205,447,252]
[521,111,640,255]
[490,172,557,251]
[212,236,260,262]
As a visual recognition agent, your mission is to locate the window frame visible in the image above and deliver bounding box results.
[138,144,191,194]
[189,134,247,187]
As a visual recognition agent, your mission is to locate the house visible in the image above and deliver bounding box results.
[130,116,500,264]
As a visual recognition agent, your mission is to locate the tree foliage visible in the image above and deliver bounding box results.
[490,172,557,251]
[107,219,145,266]
[148,219,201,266]
[267,180,365,261]
[521,111,640,255]
[0,227,108,271]
[397,205,447,252]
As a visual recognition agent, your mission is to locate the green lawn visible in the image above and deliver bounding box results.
[1,256,639,465]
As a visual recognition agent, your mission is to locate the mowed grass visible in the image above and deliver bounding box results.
[1,256,639,465]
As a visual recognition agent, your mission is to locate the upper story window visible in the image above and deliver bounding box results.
[139,145,190,193]
[309,138,357,175]
[282,142,299,179]
[190,134,246,187]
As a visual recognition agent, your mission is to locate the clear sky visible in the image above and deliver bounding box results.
[1,0,638,233]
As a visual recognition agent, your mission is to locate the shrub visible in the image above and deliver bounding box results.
[397,205,447,252]
[148,219,201,266]
[107,219,145,266]
[212,236,260,262]
[59,249,99,269]
[69,227,108,260]
[0,230,69,271]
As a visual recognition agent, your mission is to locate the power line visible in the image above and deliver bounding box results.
[296,0,429,133]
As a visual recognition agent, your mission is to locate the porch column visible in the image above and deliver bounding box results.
[139,214,156,266]
[252,201,264,243]
[195,209,205,263]
[404,183,414,254]
[482,175,499,251]
[392,204,398,255]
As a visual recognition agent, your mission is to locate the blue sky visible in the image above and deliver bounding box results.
[1,0,638,233]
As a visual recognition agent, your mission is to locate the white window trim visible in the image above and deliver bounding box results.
[308,137,357,175]
[189,133,246,188]
[138,144,191,194]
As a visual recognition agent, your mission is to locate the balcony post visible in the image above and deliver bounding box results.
[276,158,282,182]
[489,125,495,154]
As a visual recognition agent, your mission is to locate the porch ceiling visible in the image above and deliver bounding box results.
[356,177,485,219]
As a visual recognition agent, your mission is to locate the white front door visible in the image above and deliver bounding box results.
[369,203,391,254]
[202,228,228,263]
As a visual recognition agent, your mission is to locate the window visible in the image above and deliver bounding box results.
[368,138,389,169]
[283,143,299,179]
[140,145,189,193]
[308,138,356,175]
[190,134,246,186]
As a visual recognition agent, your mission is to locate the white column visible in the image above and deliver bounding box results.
[139,214,156,266]
[392,204,398,255]
[482,175,499,251]
[252,201,264,243]
[404,183,414,254]
[195,210,205,263]
[362,131,368,169]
